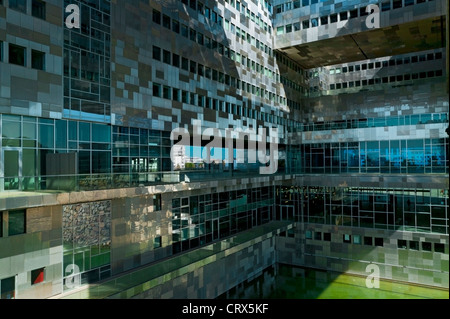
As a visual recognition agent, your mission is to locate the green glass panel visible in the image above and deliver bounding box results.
[91,245,99,256]
[79,122,90,141]
[23,122,36,140]
[91,253,109,268]
[3,150,20,190]
[63,252,74,272]
[55,120,67,148]
[84,250,91,271]
[1,121,21,138]
[8,210,26,236]
[69,121,77,140]
[22,149,36,176]
[100,244,110,253]
[92,124,111,143]
[74,252,84,272]
[23,140,36,147]
[39,124,54,148]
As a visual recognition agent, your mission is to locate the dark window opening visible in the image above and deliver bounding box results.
[9,44,26,66]
[153,194,162,211]
[1,277,15,299]
[422,242,432,252]
[32,0,46,19]
[8,209,26,236]
[31,268,45,285]
[152,9,161,24]
[172,20,180,33]
[152,46,161,61]
[409,240,419,250]
[302,20,309,29]
[381,1,391,11]
[339,11,348,21]
[434,243,445,253]
[163,50,171,64]
[398,239,407,249]
[154,236,162,249]
[374,237,383,247]
[330,14,337,23]
[162,14,171,29]
[31,50,45,70]
[393,0,402,9]
[343,234,351,243]
[172,53,180,67]
[359,7,368,16]
[9,0,26,13]
[152,83,161,97]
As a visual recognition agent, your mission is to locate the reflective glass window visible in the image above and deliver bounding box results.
[9,209,26,236]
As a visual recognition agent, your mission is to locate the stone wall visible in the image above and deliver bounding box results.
[63,201,112,248]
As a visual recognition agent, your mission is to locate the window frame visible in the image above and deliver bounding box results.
[8,209,26,236]
[31,267,45,285]
[9,43,26,67]
[31,49,45,70]
[9,0,27,13]
[31,0,46,20]
[343,234,351,243]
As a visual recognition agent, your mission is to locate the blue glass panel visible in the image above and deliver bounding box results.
[39,124,54,149]
[79,122,91,141]
[55,120,67,149]
[92,123,111,143]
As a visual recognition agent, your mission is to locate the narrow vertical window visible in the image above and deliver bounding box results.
[32,0,46,19]
[32,50,45,70]
[153,194,162,211]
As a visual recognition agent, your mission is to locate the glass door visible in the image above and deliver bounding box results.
[2,148,22,191]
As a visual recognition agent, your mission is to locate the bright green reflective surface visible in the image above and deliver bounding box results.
[222,264,449,299]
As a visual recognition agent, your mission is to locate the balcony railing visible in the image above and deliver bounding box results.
[0,169,286,193]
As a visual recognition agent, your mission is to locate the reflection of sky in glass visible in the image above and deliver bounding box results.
[304,139,447,172]
[184,146,251,162]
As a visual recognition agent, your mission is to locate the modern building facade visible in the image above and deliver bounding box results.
[0,0,448,299]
